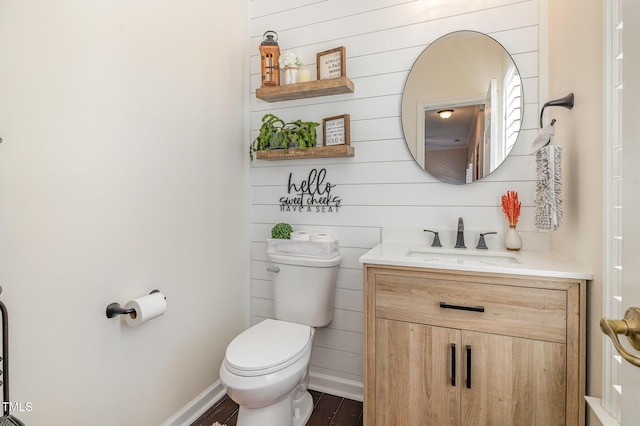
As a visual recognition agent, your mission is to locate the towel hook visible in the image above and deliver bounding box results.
[539,93,575,128]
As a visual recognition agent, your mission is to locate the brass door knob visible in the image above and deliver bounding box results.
[600,307,640,367]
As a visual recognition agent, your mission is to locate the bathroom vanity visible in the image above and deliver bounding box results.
[360,240,591,425]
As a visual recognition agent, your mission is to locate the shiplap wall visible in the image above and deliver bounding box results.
[249,0,543,397]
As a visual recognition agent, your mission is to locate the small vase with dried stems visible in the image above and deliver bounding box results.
[501,190,522,251]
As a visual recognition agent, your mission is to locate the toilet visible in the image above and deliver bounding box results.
[219,251,341,426]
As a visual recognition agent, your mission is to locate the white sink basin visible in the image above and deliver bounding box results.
[405,248,523,266]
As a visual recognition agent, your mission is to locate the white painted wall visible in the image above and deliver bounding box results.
[0,1,248,424]
[249,0,544,393]
[546,1,604,424]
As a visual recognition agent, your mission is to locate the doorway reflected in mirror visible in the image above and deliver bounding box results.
[402,31,523,184]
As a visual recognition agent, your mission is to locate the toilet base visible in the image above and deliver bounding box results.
[236,390,312,426]
[292,390,313,426]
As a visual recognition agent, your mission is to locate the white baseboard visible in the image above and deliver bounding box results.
[162,373,363,426]
[308,371,363,402]
[585,396,620,426]
[161,380,226,426]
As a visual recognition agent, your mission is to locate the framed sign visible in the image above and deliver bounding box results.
[317,46,346,80]
[323,114,350,146]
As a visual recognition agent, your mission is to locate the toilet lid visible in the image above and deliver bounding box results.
[225,319,311,376]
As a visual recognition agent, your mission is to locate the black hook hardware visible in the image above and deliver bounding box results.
[105,303,135,319]
[540,93,574,128]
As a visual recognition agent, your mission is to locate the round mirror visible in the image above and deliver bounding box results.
[401,31,523,184]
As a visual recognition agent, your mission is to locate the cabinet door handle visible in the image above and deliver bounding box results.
[466,345,472,389]
[440,302,485,313]
[451,343,456,386]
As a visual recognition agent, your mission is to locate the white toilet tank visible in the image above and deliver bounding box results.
[267,253,341,327]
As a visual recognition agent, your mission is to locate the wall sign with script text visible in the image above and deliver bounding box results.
[279,168,342,213]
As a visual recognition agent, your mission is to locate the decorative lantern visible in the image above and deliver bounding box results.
[259,31,280,87]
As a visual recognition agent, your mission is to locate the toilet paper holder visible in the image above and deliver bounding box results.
[106,290,164,319]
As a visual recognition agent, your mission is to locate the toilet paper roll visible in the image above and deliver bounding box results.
[124,292,167,327]
[290,231,311,241]
[311,233,333,242]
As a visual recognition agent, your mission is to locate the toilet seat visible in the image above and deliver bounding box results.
[225,319,312,377]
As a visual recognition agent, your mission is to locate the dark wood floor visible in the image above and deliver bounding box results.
[190,390,363,426]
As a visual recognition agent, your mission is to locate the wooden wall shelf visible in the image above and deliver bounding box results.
[256,76,354,102]
[255,145,354,160]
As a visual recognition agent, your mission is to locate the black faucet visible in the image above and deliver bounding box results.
[455,217,466,248]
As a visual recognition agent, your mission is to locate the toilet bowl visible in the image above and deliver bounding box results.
[219,251,341,426]
[219,319,316,426]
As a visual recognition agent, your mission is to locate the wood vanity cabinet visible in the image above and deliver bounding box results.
[363,264,587,426]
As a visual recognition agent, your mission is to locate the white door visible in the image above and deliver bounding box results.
[620,1,640,422]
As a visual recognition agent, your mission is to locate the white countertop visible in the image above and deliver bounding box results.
[359,242,593,280]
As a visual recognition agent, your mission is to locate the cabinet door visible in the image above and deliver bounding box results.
[375,318,460,425]
[461,331,566,426]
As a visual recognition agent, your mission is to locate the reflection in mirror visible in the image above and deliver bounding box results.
[401,31,523,184]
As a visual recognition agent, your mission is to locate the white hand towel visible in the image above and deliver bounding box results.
[534,144,563,230]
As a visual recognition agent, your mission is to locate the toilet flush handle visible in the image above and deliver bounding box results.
[267,265,280,273]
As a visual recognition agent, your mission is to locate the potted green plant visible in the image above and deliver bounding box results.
[271,222,293,239]
[249,113,319,160]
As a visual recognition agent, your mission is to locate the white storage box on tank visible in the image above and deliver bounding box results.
[267,238,339,259]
